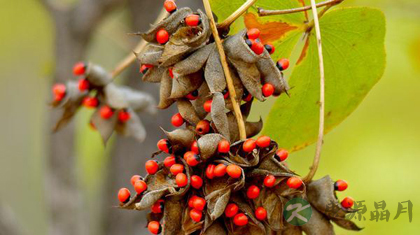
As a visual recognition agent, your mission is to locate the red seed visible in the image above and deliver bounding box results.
[233,213,249,226]
[186,90,199,100]
[176,173,188,187]
[275,149,289,161]
[130,175,141,186]
[191,175,203,189]
[118,188,130,203]
[157,139,171,153]
[188,196,199,208]
[206,164,216,179]
[52,83,66,101]
[242,90,252,102]
[287,177,303,189]
[247,185,260,199]
[341,197,354,209]
[335,180,348,191]
[192,197,206,211]
[134,180,147,194]
[78,79,90,91]
[156,29,169,44]
[169,67,174,78]
[164,155,176,168]
[196,120,210,135]
[171,113,184,127]
[264,43,275,54]
[262,83,275,97]
[185,14,201,27]
[218,140,230,153]
[145,160,159,175]
[214,164,227,177]
[82,97,98,108]
[147,221,161,235]
[191,141,199,154]
[151,199,164,214]
[140,64,153,74]
[186,152,200,167]
[251,42,265,55]
[164,0,177,13]
[277,58,290,71]
[222,88,229,99]
[170,164,184,176]
[226,164,242,179]
[190,208,203,222]
[118,110,131,123]
[100,106,114,119]
[264,175,276,188]
[224,203,239,218]
[247,28,260,40]
[73,62,86,76]
[242,139,256,152]
[203,100,212,112]
[255,207,267,221]
[256,136,271,148]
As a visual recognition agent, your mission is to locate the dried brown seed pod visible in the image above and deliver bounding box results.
[85,63,113,87]
[90,105,118,144]
[173,43,214,77]
[191,81,211,119]
[197,133,226,161]
[177,98,201,125]
[115,109,147,143]
[205,47,227,93]
[158,70,175,109]
[223,29,269,64]
[228,57,264,101]
[142,66,166,83]
[210,92,230,141]
[257,50,289,96]
[170,71,204,99]
[136,44,164,66]
[163,128,196,153]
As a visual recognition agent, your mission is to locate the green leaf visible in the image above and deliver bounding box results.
[262,7,386,151]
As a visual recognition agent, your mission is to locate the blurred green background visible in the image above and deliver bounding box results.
[0,0,419,234]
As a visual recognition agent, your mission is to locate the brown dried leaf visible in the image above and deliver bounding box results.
[170,71,204,99]
[257,50,289,96]
[205,48,226,93]
[229,58,264,101]
[211,93,230,141]
[159,70,175,109]
[223,29,269,64]
[177,99,201,125]
[173,43,214,77]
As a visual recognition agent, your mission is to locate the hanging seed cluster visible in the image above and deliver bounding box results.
[50,63,156,143]
[118,2,362,235]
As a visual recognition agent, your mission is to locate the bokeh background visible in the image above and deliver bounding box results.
[0,0,419,234]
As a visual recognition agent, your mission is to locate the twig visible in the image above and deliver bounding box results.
[111,9,168,78]
[303,0,325,183]
[203,0,247,140]
[217,0,257,30]
[258,0,343,16]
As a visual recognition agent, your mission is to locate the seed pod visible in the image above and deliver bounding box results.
[163,128,195,153]
[301,208,335,235]
[142,66,166,83]
[202,220,227,235]
[205,47,227,93]
[197,133,226,161]
[140,8,193,43]
[170,71,204,99]
[228,58,264,101]
[118,86,157,114]
[136,44,164,66]
[115,109,147,143]
[223,29,269,64]
[252,187,284,231]
[158,70,175,109]
[228,195,266,235]
[177,99,201,125]
[159,27,196,66]
[191,82,211,119]
[224,66,244,111]
[173,43,214,76]
[90,105,118,145]
[85,63,113,87]
[184,10,210,47]
[257,50,289,96]
[245,118,263,138]
[161,198,183,234]
[103,83,129,109]
[211,92,230,141]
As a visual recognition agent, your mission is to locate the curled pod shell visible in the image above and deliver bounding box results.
[136,44,164,66]
[158,70,175,109]
[163,128,196,153]
[161,197,184,235]
[205,47,227,93]
[170,71,204,99]
[252,187,285,231]
[159,27,197,67]
[228,57,264,101]
[115,109,147,143]
[197,133,226,161]
[173,43,214,77]
[223,29,269,64]
[142,66,166,83]
[211,92,230,141]
[301,208,334,235]
[257,50,289,96]
[90,105,118,145]
[85,63,113,87]
[119,86,157,114]
[177,99,201,125]
[245,118,263,139]
[224,66,244,111]
[203,220,227,235]
[103,83,129,109]
[191,81,211,119]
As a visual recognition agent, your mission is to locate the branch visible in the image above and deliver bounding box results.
[303,0,325,184]
[203,0,247,140]
[111,9,168,78]
[258,0,343,16]
[217,0,257,31]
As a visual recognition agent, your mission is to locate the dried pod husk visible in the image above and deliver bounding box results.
[257,50,289,96]
[210,92,230,141]
[301,208,334,235]
[170,71,204,99]
[240,100,253,119]
[140,8,193,43]
[90,105,118,144]
[229,58,264,101]
[137,44,164,66]
[52,81,87,131]
[226,194,267,235]
[245,118,263,138]
[223,29,269,64]
[159,70,175,109]
[203,220,227,235]
[163,128,196,154]
[182,205,204,234]
[274,178,306,198]
[183,10,211,48]
[191,81,211,119]
[147,211,164,224]
[224,67,243,111]
[85,63,113,87]
[276,223,302,235]
[115,109,147,143]
[204,177,232,221]
[173,43,214,77]
[159,27,197,67]
[119,86,157,114]
[177,99,201,125]
[226,112,240,143]
[306,176,361,231]
[162,197,184,235]
[103,83,129,109]
[142,66,166,83]
[205,48,227,93]
[257,153,295,176]
[224,140,260,168]
[197,133,226,161]
[253,187,285,231]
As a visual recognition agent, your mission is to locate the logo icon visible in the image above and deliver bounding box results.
[283,198,312,226]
